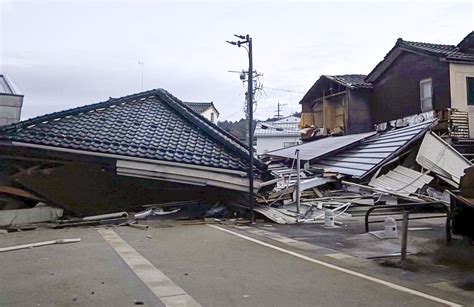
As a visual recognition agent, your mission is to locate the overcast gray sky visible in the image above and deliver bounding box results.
[1,0,473,121]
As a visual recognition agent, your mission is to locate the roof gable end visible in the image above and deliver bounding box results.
[367,35,474,82]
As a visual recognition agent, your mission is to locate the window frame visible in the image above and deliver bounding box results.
[420,78,433,112]
[466,77,474,106]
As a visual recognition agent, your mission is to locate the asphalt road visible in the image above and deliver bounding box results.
[0,223,460,306]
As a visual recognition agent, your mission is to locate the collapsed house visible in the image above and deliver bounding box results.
[0,89,275,216]
[258,117,474,240]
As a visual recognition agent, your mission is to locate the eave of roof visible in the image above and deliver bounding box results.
[299,74,371,105]
[324,74,372,89]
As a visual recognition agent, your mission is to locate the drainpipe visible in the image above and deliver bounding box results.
[296,149,301,215]
[345,88,350,134]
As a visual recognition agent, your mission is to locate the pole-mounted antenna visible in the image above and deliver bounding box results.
[138,61,144,91]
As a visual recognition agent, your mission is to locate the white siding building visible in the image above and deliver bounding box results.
[254,116,301,156]
[184,102,219,124]
[0,75,23,126]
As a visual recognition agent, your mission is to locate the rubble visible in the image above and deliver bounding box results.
[255,117,470,246]
[0,204,63,227]
[416,132,472,187]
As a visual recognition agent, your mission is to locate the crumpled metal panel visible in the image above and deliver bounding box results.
[312,120,435,179]
[416,132,472,187]
[266,131,376,161]
[369,165,433,196]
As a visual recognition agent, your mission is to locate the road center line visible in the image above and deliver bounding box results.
[208,224,462,307]
[98,228,201,307]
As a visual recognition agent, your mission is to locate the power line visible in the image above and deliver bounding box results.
[263,86,305,94]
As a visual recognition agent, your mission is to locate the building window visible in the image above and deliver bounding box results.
[211,113,215,122]
[420,78,433,112]
[467,77,474,105]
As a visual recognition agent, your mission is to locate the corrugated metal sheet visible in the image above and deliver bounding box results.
[416,132,472,187]
[311,120,435,179]
[265,131,376,161]
[369,165,433,195]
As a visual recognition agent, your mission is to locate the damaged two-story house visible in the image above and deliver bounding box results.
[299,74,373,140]
[367,32,474,137]
[300,31,474,140]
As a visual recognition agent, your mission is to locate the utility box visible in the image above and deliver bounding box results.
[0,75,23,126]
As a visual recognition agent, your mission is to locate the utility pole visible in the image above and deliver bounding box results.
[227,34,255,223]
[138,61,144,91]
[275,102,287,119]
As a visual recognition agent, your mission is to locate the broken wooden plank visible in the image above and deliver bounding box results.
[312,187,324,198]
[0,186,43,201]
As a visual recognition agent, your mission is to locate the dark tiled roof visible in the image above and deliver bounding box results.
[299,74,372,105]
[395,35,474,62]
[184,101,218,115]
[458,31,474,52]
[398,39,455,55]
[398,38,474,62]
[0,89,265,173]
[324,74,373,89]
[367,34,474,82]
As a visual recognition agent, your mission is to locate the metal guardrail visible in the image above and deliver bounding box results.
[364,202,451,244]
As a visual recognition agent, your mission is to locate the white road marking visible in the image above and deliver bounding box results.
[208,224,462,307]
[98,228,201,307]
[325,253,354,260]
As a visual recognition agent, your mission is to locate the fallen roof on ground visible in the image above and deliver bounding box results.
[265,131,376,161]
[0,89,275,215]
[0,89,264,173]
[311,120,436,179]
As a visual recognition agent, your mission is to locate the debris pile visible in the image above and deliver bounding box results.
[256,117,473,244]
